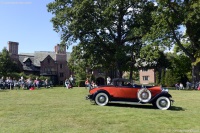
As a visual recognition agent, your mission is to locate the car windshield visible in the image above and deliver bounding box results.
[111,78,147,88]
[112,78,133,87]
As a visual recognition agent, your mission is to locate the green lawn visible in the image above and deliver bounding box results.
[0,87,200,133]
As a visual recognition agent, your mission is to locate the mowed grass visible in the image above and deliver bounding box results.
[0,88,200,133]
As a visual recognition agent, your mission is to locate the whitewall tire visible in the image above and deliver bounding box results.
[95,93,109,106]
[156,96,171,110]
[137,88,152,102]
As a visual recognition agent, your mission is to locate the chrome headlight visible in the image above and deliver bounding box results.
[162,88,168,92]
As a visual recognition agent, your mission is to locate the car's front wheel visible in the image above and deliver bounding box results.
[156,96,171,110]
[95,92,109,106]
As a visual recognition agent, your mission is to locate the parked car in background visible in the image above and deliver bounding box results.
[86,78,174,110]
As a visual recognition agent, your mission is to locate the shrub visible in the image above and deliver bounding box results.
[76,80,85,87]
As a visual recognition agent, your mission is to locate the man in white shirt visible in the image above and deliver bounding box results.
[107,77,111,85]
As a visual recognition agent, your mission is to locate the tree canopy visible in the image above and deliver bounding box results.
[47,0,155,78]
[47,0,200,83]
[0,48,20,76]
[144,0,200,82]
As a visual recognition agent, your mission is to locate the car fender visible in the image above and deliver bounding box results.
[149,91,172,103]
[92,90,111,100]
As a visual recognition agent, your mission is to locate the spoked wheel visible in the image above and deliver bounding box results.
[95,92,109,106]
[156,96,171,110]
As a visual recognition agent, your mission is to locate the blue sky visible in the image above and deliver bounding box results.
[0,0,73,53]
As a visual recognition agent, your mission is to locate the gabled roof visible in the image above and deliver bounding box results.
[19,55,34,65]
[23,57,32,63]
[34,51,56,66]
[40,55,54,63]
[18,51,71,67]
[18,54,39,71]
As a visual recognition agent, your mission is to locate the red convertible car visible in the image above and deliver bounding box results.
[86,78,174,110]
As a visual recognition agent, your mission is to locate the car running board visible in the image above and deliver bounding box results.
[109,101,144,105]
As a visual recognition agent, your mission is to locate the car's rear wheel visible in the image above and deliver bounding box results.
[95,92,109,106]
[156,96,171,110]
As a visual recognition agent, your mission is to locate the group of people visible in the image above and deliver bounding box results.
[0,76,17,89]
[65,75,101,90]
[84,76,112,90]
[85,78,97,90]
[0,76,53,90]
[175,81,200,90]
[175,83,184,90]
[1,74,114,90]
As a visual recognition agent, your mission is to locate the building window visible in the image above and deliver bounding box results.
[143,76,149,81]
[44,68,53,74]
[60,64,63,69]
[142,68,148,72]
[60,73,64,77]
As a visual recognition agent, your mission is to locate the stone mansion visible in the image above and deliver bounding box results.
[7,41,71,85]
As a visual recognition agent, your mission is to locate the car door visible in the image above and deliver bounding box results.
[115,86,139,99]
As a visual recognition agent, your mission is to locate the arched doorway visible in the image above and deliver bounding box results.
[96,77,105,86]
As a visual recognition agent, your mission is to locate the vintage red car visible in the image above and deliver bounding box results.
[86,78,174,110]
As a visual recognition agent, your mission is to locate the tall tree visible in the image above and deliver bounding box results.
[67,45,88,81]
[166,52,191,83]
[0,48,19,76]
[145,0,200,83]
[47,0,155,78]
[160,69,165,86]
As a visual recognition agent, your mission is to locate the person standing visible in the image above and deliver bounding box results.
[26,77,33,90]
[0,76,5,89]
[69,75,74,88]
[107,76,111,85]
[19,76,25,89]
[186,81,191,90]
[0,76,4,83]
[179,83,184,90]
[34,77,40,89]
[85,78,90,89]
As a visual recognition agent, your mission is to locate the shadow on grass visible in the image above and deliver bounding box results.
[107,103,156,110]
[169,106,185,111]
[105,103,185,111]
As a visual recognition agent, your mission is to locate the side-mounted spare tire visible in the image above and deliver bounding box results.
[137,88,152,103]
[95,92,109,106]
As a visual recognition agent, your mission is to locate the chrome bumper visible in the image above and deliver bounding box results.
[86,94,93,100]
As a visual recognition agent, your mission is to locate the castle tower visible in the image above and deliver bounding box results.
[8,41,19,62]
[54,44,69,84]
[54,44,66,61]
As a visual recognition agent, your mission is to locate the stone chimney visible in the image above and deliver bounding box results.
[54,44,66,54]
[54,44,66,61]
[8,41,19,62]
[8,41,19,55]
